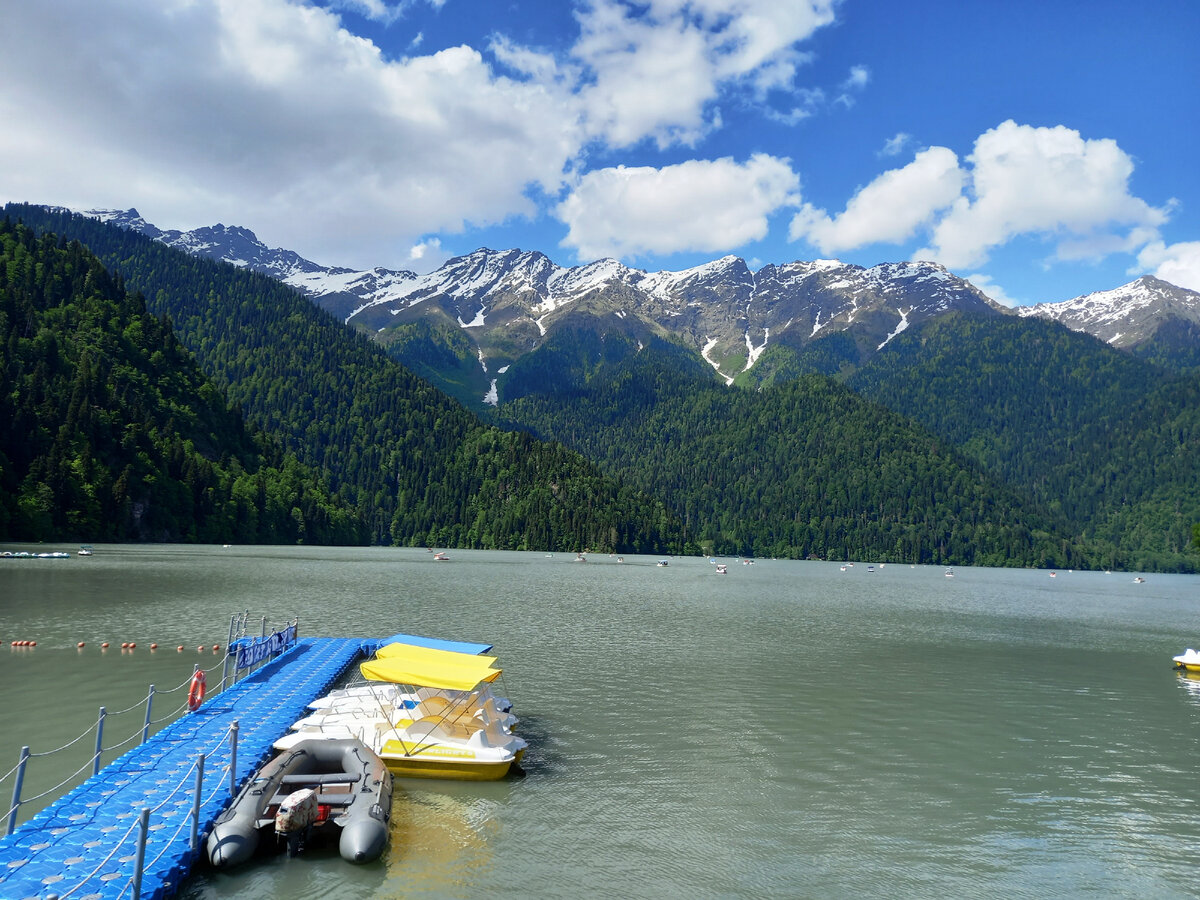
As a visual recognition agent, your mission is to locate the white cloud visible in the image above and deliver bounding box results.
[556,154,800,260]
[788,146,963,252]
[835,64,869,107]
[0,0,585,269]
[880,132,911,157]
[1136,240,1200,292]
[571,0,839,148]
[964,273,1022,308]
[407,237,449,272]
[918,120,1169,269]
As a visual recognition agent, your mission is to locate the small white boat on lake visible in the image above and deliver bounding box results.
[1173,648,1200,671]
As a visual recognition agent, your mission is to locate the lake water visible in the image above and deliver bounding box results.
[2,545,1199,898]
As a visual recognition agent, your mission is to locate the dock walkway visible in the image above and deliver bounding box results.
[0,636,371,900]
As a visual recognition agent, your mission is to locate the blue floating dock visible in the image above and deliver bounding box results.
[0,636,376,899]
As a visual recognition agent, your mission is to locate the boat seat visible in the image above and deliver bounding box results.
[269,792,355,807]
[279,772,361,785]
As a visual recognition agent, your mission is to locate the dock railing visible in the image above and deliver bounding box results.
[15,720,240,900]
[2,613,298,834]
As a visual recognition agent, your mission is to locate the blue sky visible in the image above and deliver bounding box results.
[2,0,1197,305]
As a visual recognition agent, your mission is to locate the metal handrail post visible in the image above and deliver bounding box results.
[223,615,237,693]
[93,707,106,776]
[141,685,154,744]
[229,721,239,796]
[132,807,150,900]
[191,754,205,851]
[6,746,29,835]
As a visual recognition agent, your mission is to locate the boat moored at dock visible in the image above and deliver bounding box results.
[206,737,392,867]
[277,640,527,781]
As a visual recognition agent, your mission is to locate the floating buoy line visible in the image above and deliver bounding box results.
[10,639,222,652]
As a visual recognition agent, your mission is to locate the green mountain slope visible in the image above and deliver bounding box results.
[5,204,679,553]
[497,322,1086,567]
[0,220,363,543]
[847,313,1200,571]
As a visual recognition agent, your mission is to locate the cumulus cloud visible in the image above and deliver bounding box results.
[0,0,845,267]
[1136,240,1200,292]
[918,120,1169,268]
[571,0,838,148]
[556,154,800,260]
[788,147,963,253]
[0,0,586,268]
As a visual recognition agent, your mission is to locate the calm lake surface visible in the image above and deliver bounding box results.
[2,545,1199,898]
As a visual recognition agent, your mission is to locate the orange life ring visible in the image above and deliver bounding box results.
[187,669,207,711]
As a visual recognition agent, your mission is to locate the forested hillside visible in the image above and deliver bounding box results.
[4,205,680,553]
[0,221,363,543]
[848,313,1200,571]
[497,324,1088,568]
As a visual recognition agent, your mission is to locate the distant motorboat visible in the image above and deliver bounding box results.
[1133,576,1146,583]
[944,568,954,578]
[656,560,669,567]
[77,545,94,556]
[715,564,728,574]
[433,551,449,561]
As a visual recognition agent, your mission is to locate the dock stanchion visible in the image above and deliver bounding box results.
[6,746,29,835]
[190,754,205,852]
[93,706,106,776]
[229,721,239,796]
[222,615,236,692]
[141,685,155,744]
[132,807,150,900]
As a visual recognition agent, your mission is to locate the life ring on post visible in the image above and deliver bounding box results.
[187,669,207,711]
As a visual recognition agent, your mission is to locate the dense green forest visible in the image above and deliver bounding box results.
[6,204,1195,569]
[847,313,1200,571]
[497,324,1089,568]
[0,221,363,543]
[3,205,681,553]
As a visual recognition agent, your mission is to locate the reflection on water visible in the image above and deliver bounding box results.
[3,547,1200,898]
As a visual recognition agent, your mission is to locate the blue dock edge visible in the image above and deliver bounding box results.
[0,636,381,900]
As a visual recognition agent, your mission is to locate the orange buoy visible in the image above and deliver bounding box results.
[177,645,184,652]
[212,644,220,652]
[197,645,205,653]
[128,642,136,649]
[121,642,129,649]
[150,643,157,650]
[28,641,35,647]
[101,641,110,649]
[77,642,85,648]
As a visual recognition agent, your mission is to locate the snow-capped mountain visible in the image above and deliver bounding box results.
[84,208,418,320]
[82,209,1002,383]
[1016,276,1200,348]
[83,207,1198,398]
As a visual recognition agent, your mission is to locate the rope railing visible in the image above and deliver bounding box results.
[49,720,241,900]
[2,664,217,834]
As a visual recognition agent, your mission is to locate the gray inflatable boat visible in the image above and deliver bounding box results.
[206,737,393,866]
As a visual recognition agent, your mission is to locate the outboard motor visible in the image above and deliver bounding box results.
[275,788,320,857]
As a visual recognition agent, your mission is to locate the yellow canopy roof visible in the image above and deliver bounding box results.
[375,641,498,669]
[361,643,501,691]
